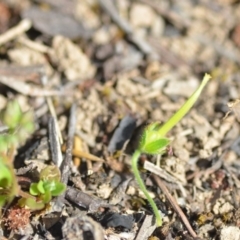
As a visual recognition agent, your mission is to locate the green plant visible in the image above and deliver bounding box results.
[0,101,66,211]
[131,74,211,226]
[18,166,66,210]
[0,101,34,209]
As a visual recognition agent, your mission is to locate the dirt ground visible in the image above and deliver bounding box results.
[0,0,240,239]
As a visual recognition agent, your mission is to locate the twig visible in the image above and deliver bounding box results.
[60,104,77,186]
[55,104,77,210]
[62,145,105,162]
[0,19,32,46]
[17,35,53,54]
[65,187,113,212]
[41,74,63,144]
[152,175,197,238]
[0,75,67,96]
[137,0,190,30]
[135,215,156,240]
[0,64,43,83]
[98,0,158,59]
[144,160,180,184]
[144,160,187,198]
[48,117,63,167]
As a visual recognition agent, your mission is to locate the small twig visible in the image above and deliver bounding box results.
[144,160,187,198]
[73,149,104,162]
[72,136,94,175]
[65,187,113,212]
[144,160,179,184]
[73,136,82,168]
[135,215,156,240]
[98,0,132,34]
[98,0,158,58]
[60,104,77,186]
[0,64,43,83]
[56,104,77,209]
[0,75,67,96]
[0,19,32,46]
[17,35,53,54]
[152,175,197,238]
[48,117,63,167]
[62,145,104,162]
[41,74,63,144]
[137,0,190,30]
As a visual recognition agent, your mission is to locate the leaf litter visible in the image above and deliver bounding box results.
[0,0,240,240]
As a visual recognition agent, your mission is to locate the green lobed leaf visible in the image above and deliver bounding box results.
[139,122,170,154]
[37,180,45,194]
[29,183,40,195]
[141,138,170,155]
[18,197,45,210]
[1,100,35,148]
[50,182,66,196]
[43,180,57,192]
[41,190,52,203]
[43,180,66,196]
[0,161,12,188]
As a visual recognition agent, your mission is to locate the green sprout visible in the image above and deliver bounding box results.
[0,100,34,209]
[18,166,66,210]
[132,74,211,226]
[0,101,66,211]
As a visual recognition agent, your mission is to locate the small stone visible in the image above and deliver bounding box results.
[220,226,240,240]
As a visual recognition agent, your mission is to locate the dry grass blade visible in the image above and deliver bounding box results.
[0,19,31,46]
[152,175,197,238]
[135,215,156,240]
[0,76,67,96]
[62,145,104,163]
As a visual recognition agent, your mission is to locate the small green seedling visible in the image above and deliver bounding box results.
[131,74,211,226]
[18,166,66,210]
[0,101,34,209]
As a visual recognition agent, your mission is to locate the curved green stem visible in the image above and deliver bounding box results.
[131,150,162,226]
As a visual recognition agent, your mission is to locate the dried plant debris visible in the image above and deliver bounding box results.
[22,6,92,39]
[62,215,104,240]
[1,0,240,239]
[108,114,137,153]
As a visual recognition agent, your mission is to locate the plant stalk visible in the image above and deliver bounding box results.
[131,150,162,226]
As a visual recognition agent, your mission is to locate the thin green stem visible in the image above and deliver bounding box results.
[157,73,211,137]
[131,150,162,226]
